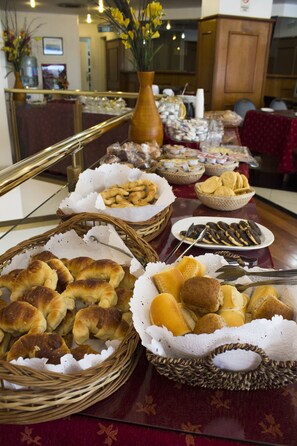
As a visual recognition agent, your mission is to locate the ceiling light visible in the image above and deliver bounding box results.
[98,0,104,13]
[172,35,176,41]
[166,21,171,30]
[30,0,36,7]
[181,33,185,39]
[177,46,180,51]
[87,14,92,23]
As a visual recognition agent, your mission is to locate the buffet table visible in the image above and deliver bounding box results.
[1,186,296,446]
[241,109,297,174]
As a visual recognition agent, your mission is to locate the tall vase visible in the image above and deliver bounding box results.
[13,71,26,102]
[129,71,163,146]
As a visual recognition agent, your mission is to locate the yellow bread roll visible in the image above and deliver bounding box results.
[220,284,245,310]
[152,267,185,302]
[219,309,245,327]
[175,256,206,280]
[150,293,192,336]
[252,295,294,321]
[193,313,226,335]
[247,285,278,314]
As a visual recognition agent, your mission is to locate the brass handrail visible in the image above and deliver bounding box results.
[4,88,163,99]
[0,111,132,197]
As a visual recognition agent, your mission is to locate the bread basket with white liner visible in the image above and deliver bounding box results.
[0,212,158,424]
[57,164,175,242]
[195,184,255,211]
[130,254,297,390]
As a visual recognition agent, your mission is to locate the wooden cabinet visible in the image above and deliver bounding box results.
[197,15,274,110]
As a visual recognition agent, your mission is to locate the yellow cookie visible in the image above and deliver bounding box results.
[235,172,243,189]
[220,171,237,189]
[241,174,250,188]
[234,187,251,195]
[199,176,222,194]
[213,186,235,196]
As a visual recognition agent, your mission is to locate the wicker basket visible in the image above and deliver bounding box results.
[203,161,238,176]
[56,206,172,243]
[156,166,205,185]
[195,184,255,211]
[147,343,297,390]
[0,213,159,424]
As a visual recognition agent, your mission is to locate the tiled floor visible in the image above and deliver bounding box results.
[254,187,297,215]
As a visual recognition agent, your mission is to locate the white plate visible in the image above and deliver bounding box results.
[171,217,274,251]
[261,107,274,113]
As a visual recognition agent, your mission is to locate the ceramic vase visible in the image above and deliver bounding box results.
[129,71,163,146]
[13,71,26,101]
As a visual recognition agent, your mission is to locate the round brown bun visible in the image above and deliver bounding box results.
[180,276,223,314]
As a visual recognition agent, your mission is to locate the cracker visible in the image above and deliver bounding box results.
[234,187,251,195]
[235,172,243,189]
[241,174,249,188]
[200,176,222,194]
[214,186,235,197]
[220,171,237,189]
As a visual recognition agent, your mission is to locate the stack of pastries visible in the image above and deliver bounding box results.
[150,257,294,336]
[0,251,136,364]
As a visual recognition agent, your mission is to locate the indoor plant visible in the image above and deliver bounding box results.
[103,0,165,145]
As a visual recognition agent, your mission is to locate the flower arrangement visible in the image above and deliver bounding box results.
[103,0,164,71]
[1,3,41,75]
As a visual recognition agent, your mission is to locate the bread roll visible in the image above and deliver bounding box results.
[193,313,226,334]
[180,276,222,314]
[150,293,192,336]
[152,267,185,302]
[220,284,245,310]
[247,285,278,314]
[175,256,206,280]
[252,295,294,321]
[219,309,245,327]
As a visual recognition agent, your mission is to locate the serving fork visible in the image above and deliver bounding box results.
[216,265,297,281]
[222,278,297,293]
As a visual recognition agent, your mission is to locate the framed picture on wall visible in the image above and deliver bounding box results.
[41,64,67,90]
[43,37,63,55]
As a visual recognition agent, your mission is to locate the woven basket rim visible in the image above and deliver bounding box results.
[195,183,255,200]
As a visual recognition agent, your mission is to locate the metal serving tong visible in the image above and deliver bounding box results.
[175,227,207,262]
[222,278,297,293]
[216,265,297,281]
[163,223,194,263]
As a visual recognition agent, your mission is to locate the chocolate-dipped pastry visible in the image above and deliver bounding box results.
[248,220,262,236]
[217,221,229,232]
[246,228,261,245]
[225,229,243,247]
[239,220,249,231]
[207,229,221,244]
[230,223,241,237]
[237,229,252,246]
[206,222,219,231]
[217,230,232,246]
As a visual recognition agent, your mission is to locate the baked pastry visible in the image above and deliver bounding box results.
[73,306,129,344]
[117,266,137,290]
[77,259,125,288]
[152,267,185,302]
[175,256,206,280]
[46,258,74,292]
[115,288,133,313]
[219,309,245,327]
[247,285,278,314]
[61,257,95,279]
[31,250,58,262]
[0,301,47,336]
[19,286,75,331]
[61,279,118,308]
[7,332,70,364]
[71,344,98,360]
[55,309,77,336]
[180,276,223,314]
[150,292,192,336]
[193,313,226,334]
[220,284,245,310]
[10,260,58,301]
[252,295,294,321]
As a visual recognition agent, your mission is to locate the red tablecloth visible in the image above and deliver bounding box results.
[241,110,297,174]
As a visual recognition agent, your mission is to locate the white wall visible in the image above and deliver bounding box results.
[202,0,273,19]
[0,43,12,168]
[272,3,297,17]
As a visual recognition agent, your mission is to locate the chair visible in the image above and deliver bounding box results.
[269,98,288,110]
[233,98,256,120]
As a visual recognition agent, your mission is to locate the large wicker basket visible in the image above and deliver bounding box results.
[147,343,297,391]
[56,205,172,242]
[0,213,159,424]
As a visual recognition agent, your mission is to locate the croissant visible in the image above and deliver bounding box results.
[55,309,76,336]
[0,332,11,359]
[46,258,74,292]
[117,266,137,290]
[0,301,47,336]
[0,269,23,293]
[61,279,118,308]
[6,332,70,364]
[71,344,98,360]
[19,286,75,331]
[10,260,58,301]
[73,305,129,344]
[115,288,133,313]
[77,259,125,288]
[31,250,58,262]
[61,257,95,279]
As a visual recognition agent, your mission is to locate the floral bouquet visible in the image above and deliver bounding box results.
[1,1,42,75]
[103,0,164,71]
